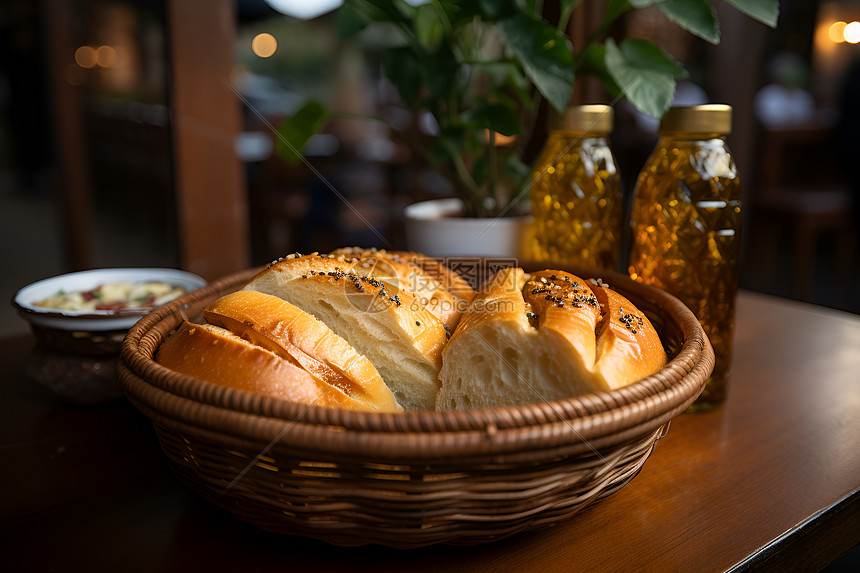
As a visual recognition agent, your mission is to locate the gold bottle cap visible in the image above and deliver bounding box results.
[659,104,732,135]
[560,105,614,133]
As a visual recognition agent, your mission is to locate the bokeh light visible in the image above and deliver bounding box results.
[74,46,97,68]
[252,33,277,58]
[96,45,118,68]
[829,21,847,43]
[844,21,860,44]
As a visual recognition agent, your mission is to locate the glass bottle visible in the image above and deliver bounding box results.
[530,104,622,272]
[627,105,742,411]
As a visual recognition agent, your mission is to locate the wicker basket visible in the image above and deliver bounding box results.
[118,266,713,548]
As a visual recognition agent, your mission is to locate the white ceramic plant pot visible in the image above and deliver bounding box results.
[403,198,533,260]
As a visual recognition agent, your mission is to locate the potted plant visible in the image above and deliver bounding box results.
[277,0,778,256]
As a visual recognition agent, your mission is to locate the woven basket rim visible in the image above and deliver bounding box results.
[120,352,703,462]
[119,263,712,456]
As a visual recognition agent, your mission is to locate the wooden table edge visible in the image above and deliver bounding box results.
[729,487,860,572]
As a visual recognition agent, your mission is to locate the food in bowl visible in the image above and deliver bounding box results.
[33,281,187,312]
[14,268,207,331]
[13,267,207,404]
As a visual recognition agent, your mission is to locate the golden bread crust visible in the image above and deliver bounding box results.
[155,322,383,411]
[203,290,401,411]
[437,267,666,410]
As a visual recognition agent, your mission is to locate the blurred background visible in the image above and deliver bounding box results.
[2,0,859,336]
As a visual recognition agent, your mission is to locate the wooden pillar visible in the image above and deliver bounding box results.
[167,0,249,280]
[569,0,608,105]
[44,0,93,270]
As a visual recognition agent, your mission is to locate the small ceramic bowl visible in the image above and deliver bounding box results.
[12,268,206,404]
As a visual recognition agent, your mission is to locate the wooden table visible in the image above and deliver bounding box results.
[2,291,859,572]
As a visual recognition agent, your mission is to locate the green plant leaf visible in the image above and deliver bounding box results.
[364,0,409,23]
[559,0,584,29]
[419,41,460,100]
[510,0,542,16]
[335,1,370,38]
[503,154,531,187]
[617,37,686,77]
[605,38,685,118]
[477,0,517,20]
[472,150,490,186]
[657,0,720,44]
[276,101,329,163]
[606,0,635,24]
[478,0,551,21]
[337,0,408,37]
[414,3,444,49]
[577,43,622,97]
[437,0,483,26]
[723,0,779,28]
[433,124,466,158]
[471,61,533,107]
[383,47,422,107]
[505,64,534,107]
[461,101,522,136]
[496,14,574,113]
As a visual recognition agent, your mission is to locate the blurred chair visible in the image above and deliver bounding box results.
[753,115,855,299]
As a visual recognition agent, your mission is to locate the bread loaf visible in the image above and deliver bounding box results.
[156,291,401,412]
[436,268,666,411]
[329,247,475,330]
[243,252,455,410]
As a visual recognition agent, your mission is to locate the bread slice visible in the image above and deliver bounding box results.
[203,290,401,412]
[436,268,666,411]
[155,322,379,411]
[244,253,447,410]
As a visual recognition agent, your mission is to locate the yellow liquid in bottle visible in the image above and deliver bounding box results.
[530,132,622,271]
[628,135,741,410]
